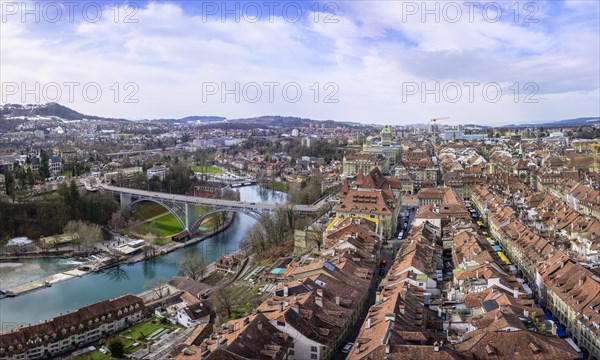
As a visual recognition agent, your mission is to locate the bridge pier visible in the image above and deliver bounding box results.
[120,193,132,210]
[185,203,196,233]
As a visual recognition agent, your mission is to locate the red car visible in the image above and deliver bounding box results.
[380,259,387,267]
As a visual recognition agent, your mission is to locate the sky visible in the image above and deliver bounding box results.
[1,0,599,125]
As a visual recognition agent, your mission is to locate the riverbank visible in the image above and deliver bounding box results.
[2,213,236,297]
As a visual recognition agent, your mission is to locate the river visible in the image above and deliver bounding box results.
[0,185,286,328]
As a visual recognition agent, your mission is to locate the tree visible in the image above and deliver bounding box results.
[143,276,168,299]
[64,220,103,255]
[305,221,327,252]
[39,150,50,179]
[107,338,125,358]
[110,208,130,229]
[26,168,35,188]
[210,285,238,319]
[178,251,208,281]
[4,171,15,197]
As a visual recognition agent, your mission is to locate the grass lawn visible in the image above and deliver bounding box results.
[191,165,222,174]
[136,214,183,237]
[72,318,178,360]
[225,284,270,321]
[131,202,167,221]
[265,181,289,192]
[132,203,222,241]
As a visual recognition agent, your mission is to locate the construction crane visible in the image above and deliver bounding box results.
[430,117,449,157]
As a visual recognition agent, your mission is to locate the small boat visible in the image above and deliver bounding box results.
[44,280,52,287]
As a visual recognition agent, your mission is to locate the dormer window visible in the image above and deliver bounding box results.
[78,324,84,330]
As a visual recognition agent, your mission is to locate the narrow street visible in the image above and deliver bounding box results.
[331,205,416,360]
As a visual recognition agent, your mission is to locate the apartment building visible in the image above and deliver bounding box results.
[0,294,145,360]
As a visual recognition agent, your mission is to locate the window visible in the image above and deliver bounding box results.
[311,346,317,352]
[289,350,295,355]
[311,354,318,359]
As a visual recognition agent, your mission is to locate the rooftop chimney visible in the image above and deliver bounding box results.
[513,287,519,299]
[365,318,372,329]
[317,288,323,297]
[579,276,585,287]
[335,296,340,306]
[315,297,323,308]
[283,285,289,297]
[398,305,405,315]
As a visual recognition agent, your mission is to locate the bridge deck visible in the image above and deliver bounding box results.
[102,185,319,213]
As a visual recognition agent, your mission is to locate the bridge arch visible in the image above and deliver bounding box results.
[128,198,186,230]
[190,207,265,232]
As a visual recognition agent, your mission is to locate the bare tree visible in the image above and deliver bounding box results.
[144,276,168,299]
[110,208,129,229]
[210,285,237,319]
[306,221,327,252]
[178,251,208,281]
[64,220,103,255]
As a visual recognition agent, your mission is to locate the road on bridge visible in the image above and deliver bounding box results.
[101,184,320,214]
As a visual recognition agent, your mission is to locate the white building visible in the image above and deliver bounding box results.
[147,165,167,181]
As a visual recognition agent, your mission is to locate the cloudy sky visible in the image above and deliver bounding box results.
[1,0,599,125]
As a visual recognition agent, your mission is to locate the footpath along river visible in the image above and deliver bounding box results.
[0,185,286,328]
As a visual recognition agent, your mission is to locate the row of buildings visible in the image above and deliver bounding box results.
[173,215,383,359]
[347,206,584,359]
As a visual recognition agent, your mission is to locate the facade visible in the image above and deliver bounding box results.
[335,168,402,238]
[0,295,145,360]
[342,153,389,177]
[147,165,167,181]
[361,126,402,163]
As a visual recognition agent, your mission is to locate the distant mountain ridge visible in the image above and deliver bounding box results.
[1,103,597,128]
[1,102,105,120]
[152,116,226,123]
[505,117,600,128]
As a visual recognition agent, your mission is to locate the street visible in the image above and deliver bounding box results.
[331,205,416,359]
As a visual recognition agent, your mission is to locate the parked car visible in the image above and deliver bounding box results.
[398,231,404,239]
[342,342,354,354]
[380,259,387,267]
[379,267,386,277]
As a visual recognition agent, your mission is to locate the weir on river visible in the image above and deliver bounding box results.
[0,185,286,328]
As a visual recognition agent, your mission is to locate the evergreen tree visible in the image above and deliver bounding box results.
[39,150,50,179]
[26,168,35,188]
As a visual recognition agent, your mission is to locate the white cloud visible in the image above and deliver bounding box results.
[1,0,598,125]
